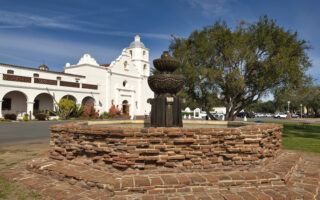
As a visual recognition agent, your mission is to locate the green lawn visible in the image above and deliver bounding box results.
[282,123,320,153]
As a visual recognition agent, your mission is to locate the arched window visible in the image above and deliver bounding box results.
[124,61,128,70]
[130,50,132,57]
[143,51,146,56]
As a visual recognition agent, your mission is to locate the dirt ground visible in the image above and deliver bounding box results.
[0,140,49,171]
[0,140,49,200]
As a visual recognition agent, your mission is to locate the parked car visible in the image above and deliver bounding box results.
[265,113,273,117]
[237,112,255,118]
[255,113,265,118]
[274,112,287,119]
[291,113,299,118]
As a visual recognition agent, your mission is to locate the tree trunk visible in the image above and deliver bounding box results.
[225,105,236,121]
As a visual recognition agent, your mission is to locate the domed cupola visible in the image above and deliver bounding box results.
[129,35,145,48]
[39,64,49,71]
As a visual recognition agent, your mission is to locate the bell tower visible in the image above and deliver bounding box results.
[128,35,149,76]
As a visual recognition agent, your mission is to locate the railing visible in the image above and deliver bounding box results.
[60,81,80,88]
[34,78,57,85]
[2,74,98,90]
[82,83,98,90]
[3,74,32,83]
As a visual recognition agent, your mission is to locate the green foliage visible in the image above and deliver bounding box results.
[4,114,17,121]
[56,99,77,120]
[34,113,48,121]
[70,104,84,118]
[22,114,29,121]
[274,84,320,115]
[246,100,276,113]
[282,123,320,153]
[170,16,310,120]
[99,112,109,119]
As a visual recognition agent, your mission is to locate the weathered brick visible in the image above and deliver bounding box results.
[134,176,150,187]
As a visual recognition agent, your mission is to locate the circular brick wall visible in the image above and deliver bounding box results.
[50,122,282,172]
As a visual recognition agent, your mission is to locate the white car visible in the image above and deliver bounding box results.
[274,113,287,119]
[255,113,264,118]
[291,113,299,118]
[265,113,273,117]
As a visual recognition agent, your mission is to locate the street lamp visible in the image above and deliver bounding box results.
[287,101,291,113]
[300,104,303,118]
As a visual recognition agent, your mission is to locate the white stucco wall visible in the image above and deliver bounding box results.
[64,57,107,112]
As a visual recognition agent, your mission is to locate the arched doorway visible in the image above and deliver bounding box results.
[82,96,95,107]
[61,95,77,103]
[2,91,27,116]
[122,100,129,116]
[34,93,54,113]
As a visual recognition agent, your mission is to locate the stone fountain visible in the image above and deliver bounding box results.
[23,52,284,199]
[148,51,185,127]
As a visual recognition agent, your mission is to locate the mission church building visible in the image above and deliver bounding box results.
[0,35,153,119]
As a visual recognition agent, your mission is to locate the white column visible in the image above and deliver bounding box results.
[0,100,2,118]
[27,101,34,120]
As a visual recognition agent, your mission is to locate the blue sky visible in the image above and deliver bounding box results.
[0,0,320,83]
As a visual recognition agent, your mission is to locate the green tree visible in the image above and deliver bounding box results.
[274,83,320,116]
[305,86,320,116]
[170,16,310,120]
[246,100,276,113]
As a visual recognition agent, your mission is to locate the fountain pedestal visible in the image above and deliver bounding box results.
[149,95,182,127]
[148,51,184,127]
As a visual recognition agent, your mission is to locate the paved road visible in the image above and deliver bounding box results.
[245,117,320,124]
[1,118,318,145]
[0,121,64,145]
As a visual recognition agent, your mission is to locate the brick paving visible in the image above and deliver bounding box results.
[0,151,319,199]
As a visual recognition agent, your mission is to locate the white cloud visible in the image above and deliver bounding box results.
[0,32,119,66]
[0,10,76,29]
[0,10,170,40]
[185,0,231,16]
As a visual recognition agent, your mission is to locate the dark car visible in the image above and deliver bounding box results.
[237,112,255,118]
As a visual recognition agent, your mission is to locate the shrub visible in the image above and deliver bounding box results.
[4,114,17,121]
[23,114,29,121]
[34,113,47,121]
[99,112,109,119]
[56,99,76,120]
[70,104,83,118]
[82,105,99,119]
[108,105,120,118]
[47,110,57,116]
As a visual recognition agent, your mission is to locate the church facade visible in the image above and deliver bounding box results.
[0,35,153,119]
